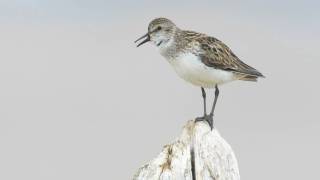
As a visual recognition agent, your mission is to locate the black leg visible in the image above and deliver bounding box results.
[195,87,214,130]
[201,87,207,116]
[208,85,219,128]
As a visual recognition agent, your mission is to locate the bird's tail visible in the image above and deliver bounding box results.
[237,72,265,82]
[239,75,259,82]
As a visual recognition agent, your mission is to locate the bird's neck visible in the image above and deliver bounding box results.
[159,29,184,60]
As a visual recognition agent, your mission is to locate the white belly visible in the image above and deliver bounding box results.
[168,53,236,88]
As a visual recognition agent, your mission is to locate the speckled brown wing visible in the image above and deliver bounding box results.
[185,32,264,78]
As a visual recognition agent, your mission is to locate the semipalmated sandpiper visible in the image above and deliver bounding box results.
[135,18,264,129]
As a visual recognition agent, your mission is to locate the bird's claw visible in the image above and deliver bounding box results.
[195,114,214,130]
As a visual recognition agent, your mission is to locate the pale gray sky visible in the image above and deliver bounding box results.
[0,1,319,180]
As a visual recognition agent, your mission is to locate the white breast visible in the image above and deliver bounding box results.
[167,53,236,88]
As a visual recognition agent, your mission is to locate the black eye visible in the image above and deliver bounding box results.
[157,26,162,31]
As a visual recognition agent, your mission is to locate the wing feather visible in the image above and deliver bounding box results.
[183,31,264,77]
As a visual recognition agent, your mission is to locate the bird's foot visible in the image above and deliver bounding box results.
[195,114,214,130]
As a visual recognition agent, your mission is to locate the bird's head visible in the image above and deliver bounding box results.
[135,18,178,48]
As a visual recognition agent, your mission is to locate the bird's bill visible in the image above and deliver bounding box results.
[135,33,150,47]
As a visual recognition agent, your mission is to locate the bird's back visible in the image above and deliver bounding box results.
[180,30,264,81]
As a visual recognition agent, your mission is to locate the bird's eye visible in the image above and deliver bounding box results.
[157,26,162,31]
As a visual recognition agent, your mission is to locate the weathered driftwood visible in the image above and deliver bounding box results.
[133,120,240,180]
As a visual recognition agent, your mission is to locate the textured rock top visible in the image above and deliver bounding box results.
[133,120,240,180]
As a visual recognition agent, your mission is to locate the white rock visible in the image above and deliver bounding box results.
[133,120,240,180]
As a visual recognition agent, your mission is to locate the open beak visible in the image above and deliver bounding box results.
[135,33,150,47]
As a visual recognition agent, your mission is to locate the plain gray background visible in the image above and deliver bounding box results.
[0,0,319,179]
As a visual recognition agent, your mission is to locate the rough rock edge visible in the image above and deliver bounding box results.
[133,120,240,180]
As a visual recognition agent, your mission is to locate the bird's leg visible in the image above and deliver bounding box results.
[196,87,206,119]
[206,85,219,129]
[201,87,207,116]
[195,87,213,129]
[210,85,219,116]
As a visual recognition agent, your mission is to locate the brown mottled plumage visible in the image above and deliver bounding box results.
[135,17,264,130]
[178,30,264,81]
[139,17,264,82]
[182,30,264,81]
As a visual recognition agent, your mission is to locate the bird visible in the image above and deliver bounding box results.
[135,17,264,130]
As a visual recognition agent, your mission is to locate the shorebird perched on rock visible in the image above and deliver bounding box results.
[135,18,264,130]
